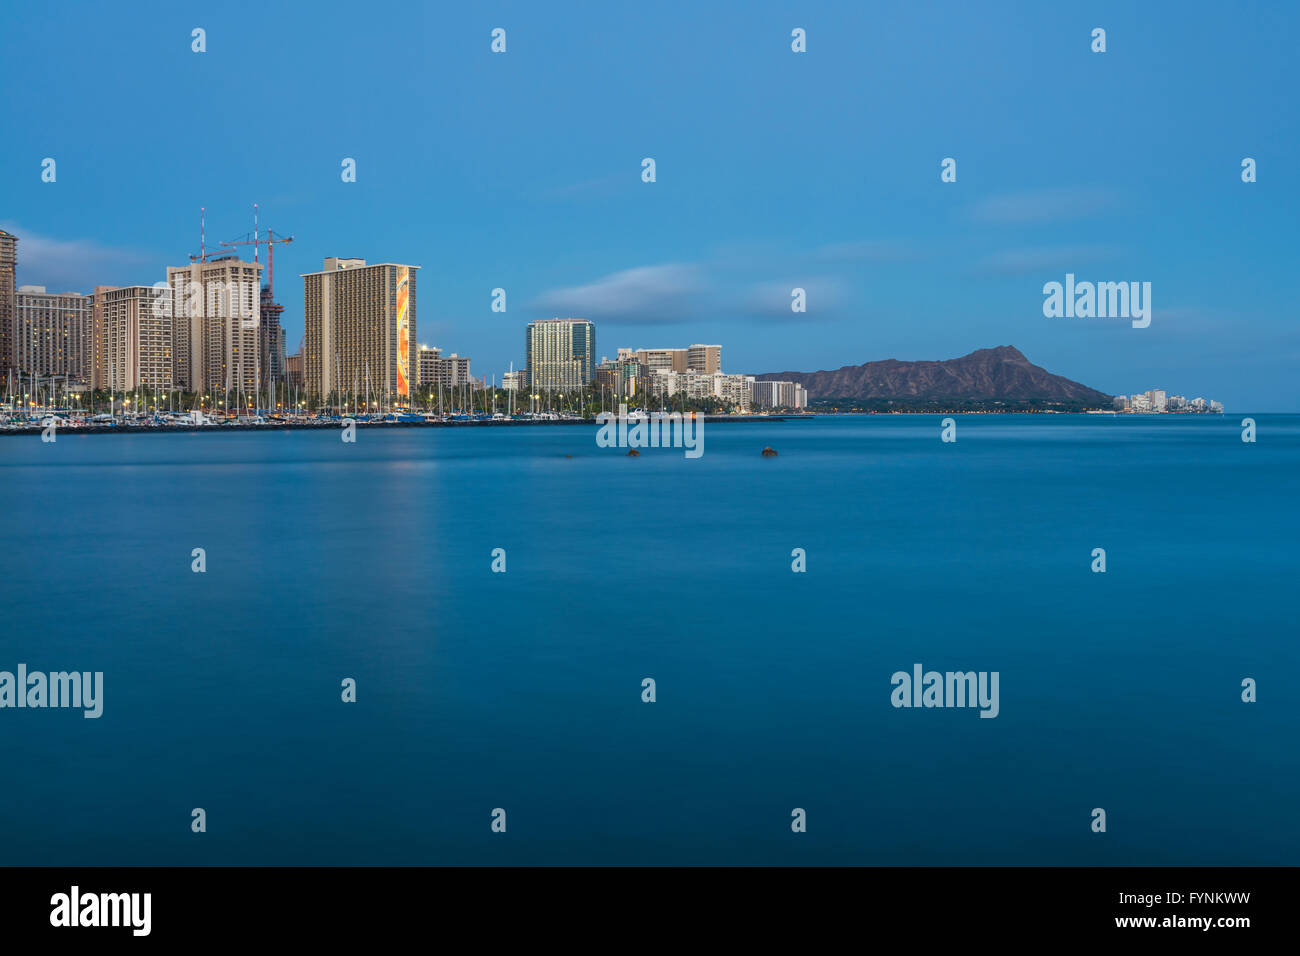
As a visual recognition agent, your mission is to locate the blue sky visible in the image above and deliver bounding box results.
[2,1,1296,407]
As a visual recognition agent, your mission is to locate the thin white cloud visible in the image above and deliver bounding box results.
[977,244,1122,276]
[968,187,1120,225]
[531,264,706,324]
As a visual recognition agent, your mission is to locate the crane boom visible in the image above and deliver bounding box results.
[219,229,294,297]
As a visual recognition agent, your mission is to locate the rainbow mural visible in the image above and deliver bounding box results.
[396,267,410,397]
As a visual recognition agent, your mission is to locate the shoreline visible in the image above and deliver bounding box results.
[0,410,1241,438]
[0,414,809,437]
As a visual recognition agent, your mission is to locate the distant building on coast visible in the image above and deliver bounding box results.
[595,355,649,399]
[526,318,595,389]
[416,344,473,389]
[648,371,757,411]
[416,345,441,386]
[686,344,722,374]
[439,353,472,387]
[1113,389,1222,413]
[752,380,808,410]
[284,351,304,391]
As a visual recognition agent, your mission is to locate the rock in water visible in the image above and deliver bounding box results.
[761,446,778,457]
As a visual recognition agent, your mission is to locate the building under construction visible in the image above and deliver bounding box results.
[179,206,293,402]
[216,206,292,400]
[259,286,286,389]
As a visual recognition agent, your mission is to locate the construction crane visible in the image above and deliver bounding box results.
[218,204,294,297]
[188,205,295,272]
[196,205,297,414]
[188,207,228,263]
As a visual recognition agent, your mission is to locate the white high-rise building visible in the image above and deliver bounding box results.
[753,380,802,409]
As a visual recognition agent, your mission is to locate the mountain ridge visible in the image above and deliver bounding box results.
[758,346,1112,405]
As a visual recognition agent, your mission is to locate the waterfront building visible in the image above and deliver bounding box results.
[650,370,714,401]
[416,345,472,388]
[595,356,649,399]
[650,370,755,410]
[302,257,419,402]
[617,344,722,376]
[167,256,262,395]
[633,348,687,374]
[753,380,802,409]
[416,345,442,386]
[259,286,286,388]
[0,229,16,373]
[757,380,808,409]
[525,318,595,390]
[13,285,91,381]
[715,373,755,411]
[440,353,472,387]
[285,352,304,391]
[88,285,173,392]
[687,344,722,374]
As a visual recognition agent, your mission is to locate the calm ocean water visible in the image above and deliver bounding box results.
[1,414,1296,865]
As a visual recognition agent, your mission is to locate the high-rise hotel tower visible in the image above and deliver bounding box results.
[87,285,173,392]
[302,258,419,402]
[0,229,17,373]
[14,286,91,381]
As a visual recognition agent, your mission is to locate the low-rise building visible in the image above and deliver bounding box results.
[416,345,442,386]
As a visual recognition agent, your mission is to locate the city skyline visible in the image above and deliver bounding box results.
[1,0,1294,897]
[0,220,1234,412]
[1,2,1295,409]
